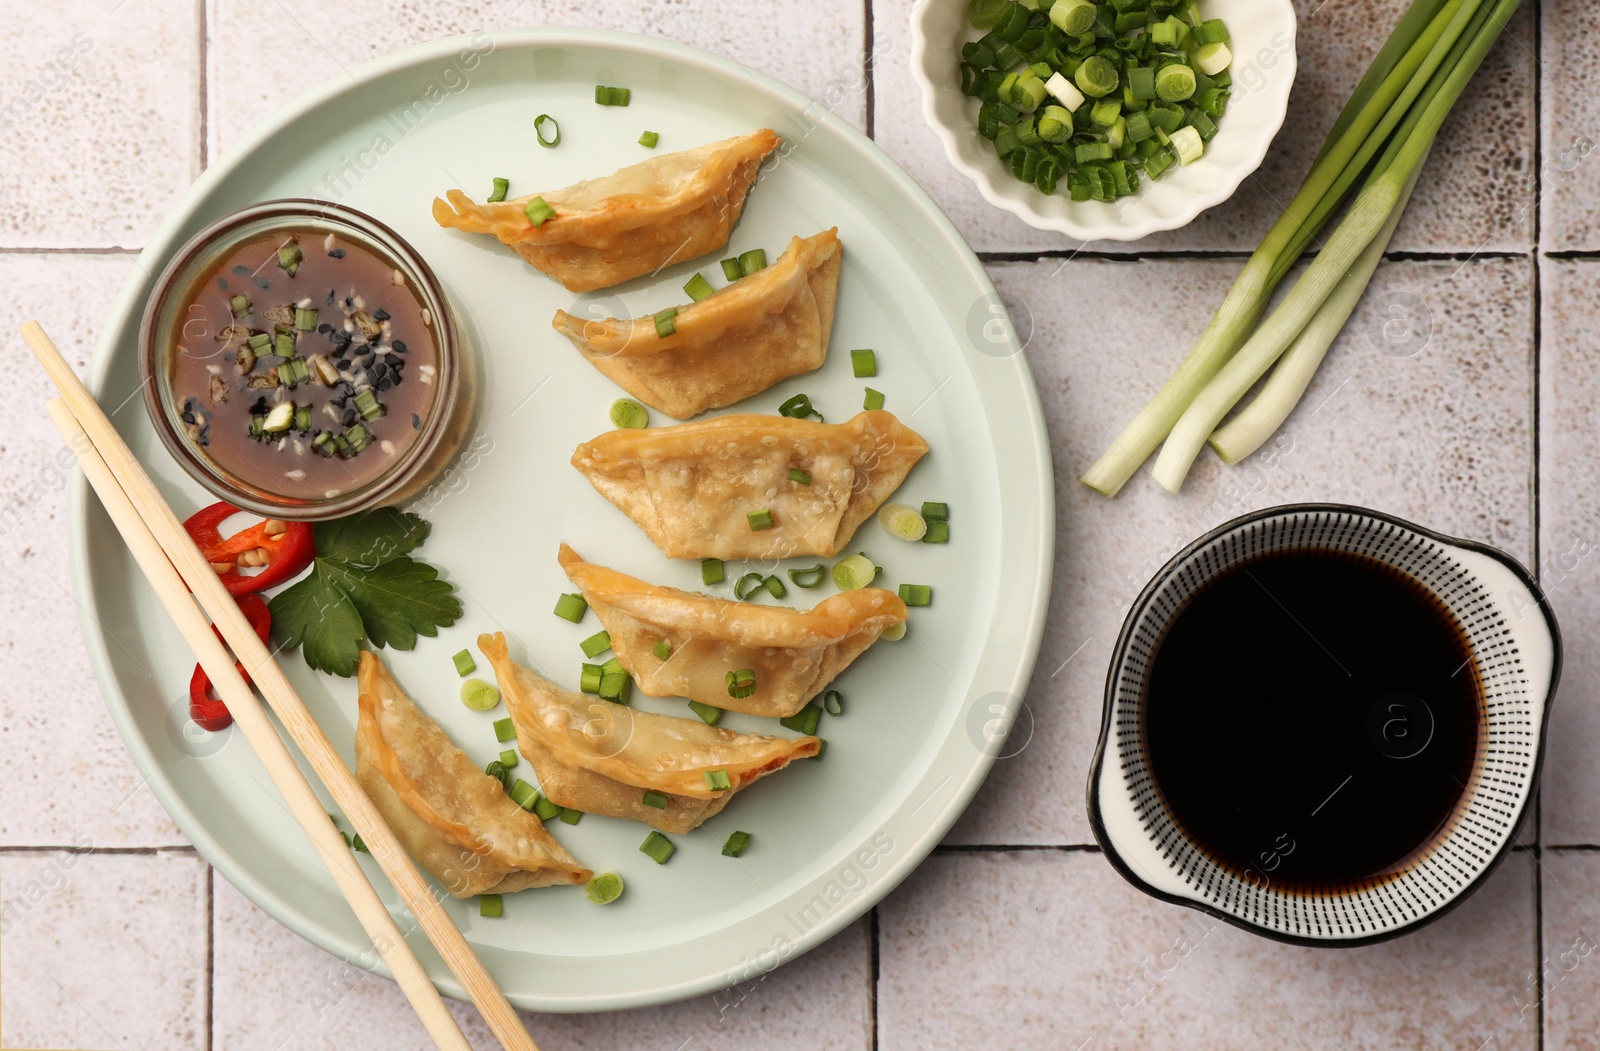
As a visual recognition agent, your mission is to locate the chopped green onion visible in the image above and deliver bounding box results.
[608,398,649,429]
[701,558,725,585]
[1194,42,1233,77]
[559,808,582,825]
[277,243,302,276]
[485,760,511,789]
[1191,18,1231,45]
[524,195,555,227]
[832,553,877,591]
[1048,0,1095,34]
[509,779,539,810]
[1075,56,1118,99]
[479,894,503,918]
[651,307,679,339]
[863,387,885,411]
[921,501,949,522]
[460,678,501,712]
[738,249,767,276]
[499,749,518,769]
[534,113,560,147]
[486,176,509,202]
[638,130,659,148]
[594,85,630,105]
[965,0,1009,30]
[533,795,563,820]
[720,257,743,281]
[877,502,928,541]
[747,508,775,531]
[923,520,950,544]
[788,564,826,588]
[653,639,672,660]
[683,273,715,302]
[598,670,632,703]
[351,834,367,852]
[263,401,294,434]
[640,831,676,864]
[778,393,823,421]
[580,630,612,658]
[880,621,907,641]
[1155,64,1197,103]
[353,389,385,422]
[789,467,812,486]
[294,307,318,331]
[809,738,827,761]
[579,662,603,694]
[705,769,732,791]
[493,716,516,743]
[762,574,787,599]
[687,700,724,726]
[780,705,822,735]
[553,592,588,622]
[229,294,251,318]
[726,668,757,700]
[734,572,766,601]
[898,583,933,607]
[851,349,877,377]
[721,831,752,857]
[1170,125,1205,166]
[585,871,625,904]
[822,690,844,716]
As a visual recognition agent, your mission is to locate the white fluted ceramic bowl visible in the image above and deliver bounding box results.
[909,0,1299,241]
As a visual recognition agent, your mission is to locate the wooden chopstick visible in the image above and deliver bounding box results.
[27,322,540,1051]
[44,396,474,1051]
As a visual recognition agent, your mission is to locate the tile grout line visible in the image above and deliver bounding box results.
[0,845,199,855]
[205,865,216,1051]
[198,0,210,173]
[975,248,1532,264]
[863,0,875,140]
[868,907,881,1051]
[1530,0,1545,1046]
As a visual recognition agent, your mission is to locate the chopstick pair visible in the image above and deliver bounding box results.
[24,322,540,1051]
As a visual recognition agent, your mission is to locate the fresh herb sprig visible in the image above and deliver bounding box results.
[269,508,462,676]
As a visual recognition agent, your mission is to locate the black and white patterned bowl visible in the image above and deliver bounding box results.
[1088,504,1561,945]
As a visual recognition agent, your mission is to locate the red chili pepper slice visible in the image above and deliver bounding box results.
[188,592,273,732]
[183,501,315,595]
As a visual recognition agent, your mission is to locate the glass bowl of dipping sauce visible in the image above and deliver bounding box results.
[140,199,474,520]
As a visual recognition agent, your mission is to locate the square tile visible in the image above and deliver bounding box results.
[0,0,200,249]
[944,254,1535,847]
[878,849,1538,1050]
[1539,2,1600,251]
[0,254,187,849]
[0,850,209,1050]
[207,0,868,161]
[1537,259,1600,846]
[1539,849,1600,1050]
[869,0,1535,254]
[212,875,873,1050]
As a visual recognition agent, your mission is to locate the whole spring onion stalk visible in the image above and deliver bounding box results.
[1209,151,1427,464]
[1150,0,1518,491]
[1079,0,1518,496]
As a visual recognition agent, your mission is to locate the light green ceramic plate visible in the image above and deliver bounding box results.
[70,28,1053,1011]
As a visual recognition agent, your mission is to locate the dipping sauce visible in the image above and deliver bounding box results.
[1141,548,1483,894]
[168,229,438,500]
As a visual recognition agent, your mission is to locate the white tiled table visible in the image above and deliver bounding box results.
[2,1,1595,1048]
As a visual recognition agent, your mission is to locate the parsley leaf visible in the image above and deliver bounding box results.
[268,508,461,677]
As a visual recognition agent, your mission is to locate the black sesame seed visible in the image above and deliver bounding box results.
[341,408,358,426]
[252,276,270,289]
[373,308,390,321]
[376,375,394,392]
[391,340,407,354]
[232,265,251,277]
[317,323,333,334]
[325,289,335,306]
[328,248,346,258]
[181,411,196,425]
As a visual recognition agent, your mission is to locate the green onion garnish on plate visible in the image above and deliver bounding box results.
[640,831,676,864]
[486,176,509,202]
[586,872,625,904]
[851,349,877,377]
[705,769,732,791]
[452,649,476,676]
[780,705,821,735]
[683,272,714,302]
[701,558,725,585]
[642,789,669,810]
[899,583,933,607]
[493,717,516,743]
[580,630,612,658]
[863,387,885,411]
[610,399,649,429]
[726,669,757,699]
[459,679,501,712]
[534,113,560,147]
[523,195,555,227]
[688,700,723,726]
[638,130,659,148]
[479,894,503,918]
[721,831,752,857]
[553,592,587,623]
[788,564,825,589]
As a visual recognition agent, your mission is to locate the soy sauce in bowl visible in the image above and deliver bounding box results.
[1141,548,1483,894]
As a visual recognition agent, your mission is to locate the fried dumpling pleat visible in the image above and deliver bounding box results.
[571,410,930,559]
[478,632,819,834]
[355,652,591,897]
[551,228,843,418]
[431,130,780,292]
[558,544,905,718]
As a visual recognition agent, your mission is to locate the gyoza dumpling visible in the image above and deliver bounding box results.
[431,130,780,293]
[550,229,843,418]
[559,544,904,718]
[571,410,930,559]
[478,632,819,834]
[355,652,591,897]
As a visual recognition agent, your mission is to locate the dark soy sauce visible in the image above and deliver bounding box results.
[1142,548,1482,894]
